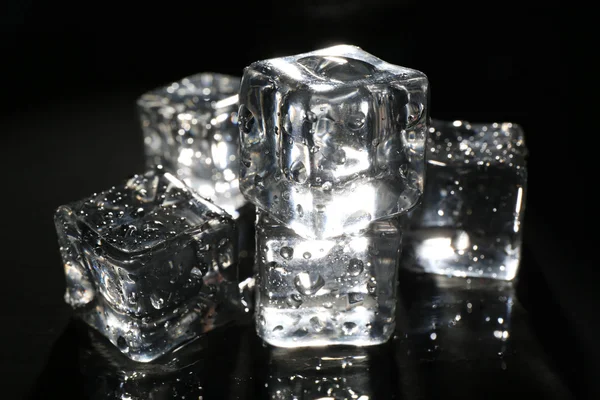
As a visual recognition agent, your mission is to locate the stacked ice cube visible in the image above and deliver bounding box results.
[237,45,429,346]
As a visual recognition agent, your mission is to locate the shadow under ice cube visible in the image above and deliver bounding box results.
[255,212,401,347]
[54,168,238,362]
[403,120,527,280]
[138,73,245,217]
[238,45,428,239]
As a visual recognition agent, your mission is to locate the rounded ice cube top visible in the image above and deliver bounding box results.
[238,45,429,239]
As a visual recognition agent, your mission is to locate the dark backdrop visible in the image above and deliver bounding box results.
[1,3,594,399]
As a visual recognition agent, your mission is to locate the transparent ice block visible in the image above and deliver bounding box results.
[138,73,245,217]
[54,168,238,362]
[403,120,527,280]
[238,44,428,239]
[255,212,401,347]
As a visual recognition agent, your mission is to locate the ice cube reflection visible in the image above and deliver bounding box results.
[266,344,396,399]
[396,271,515,362]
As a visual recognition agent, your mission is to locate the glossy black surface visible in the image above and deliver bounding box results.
[29,254,574,399]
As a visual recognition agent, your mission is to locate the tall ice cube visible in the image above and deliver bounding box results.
[402,120,527,280]
[238,45,428,239]
[54,168,239,361]
[255,212,401,347]
[138,73,245,217]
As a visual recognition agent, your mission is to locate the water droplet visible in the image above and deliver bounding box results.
[294,271,325,295]
[342,322,358,335]
[305,111,317,122]
[286,293,303,308]
[128,292,137,304]
[296,204,304,217]
[322,181,332,191]
[280,246,294,260]
[218,250,233,269]
[238,104,255,134]
[310,316,326,332]
[273,325,284,333]
[347,112,366,130]
[368,246,380,256]
[348,292,364,305]
[347,258,364,276]
[303,251,312,259]
[290,161,308,183]
[150,293,165,309]
[367,277,377,294]
[323,301,333,309]
[452,230,470,252]
[117,336,129,352]
[331,148,346,165]
[253,174,264,188]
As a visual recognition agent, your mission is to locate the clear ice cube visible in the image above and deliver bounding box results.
[238,44,428,239]
[403,120,527,280]
[54,168,238,362]
[255,212,401,347]
[138,73,245,217]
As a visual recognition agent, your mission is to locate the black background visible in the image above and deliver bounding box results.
[1,2,595,399]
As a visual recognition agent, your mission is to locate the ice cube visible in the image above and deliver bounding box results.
[254,212,401,347]
[402,120,527,280]
[138,73,245,217]
[54,167,238,361]
[238,45,428,239]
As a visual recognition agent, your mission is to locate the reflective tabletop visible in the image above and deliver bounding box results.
[29,249,574,399]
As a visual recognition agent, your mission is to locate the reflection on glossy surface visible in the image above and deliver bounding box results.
[265,344,396,399]
[238,44,428,239]
[398,273,515,362]
[31,270,575,399]
[235,203,258,315]
[393,271,574,399]
[77,321,251,400]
